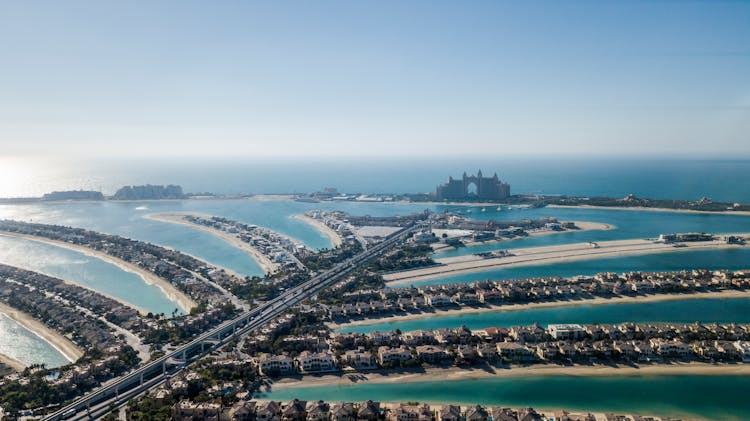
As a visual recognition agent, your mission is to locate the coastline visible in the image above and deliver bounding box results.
[291,214,343,248]
[0,231,196,313]
[0,302,83,365]
[268,362,750,391]
[547,204,750,216]
[144,212,280,274]
[433,221,614,253]
[385,236,749,285]
[0,352,25,372]
[327,289,750,330]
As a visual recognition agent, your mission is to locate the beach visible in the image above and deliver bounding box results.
[385,235,750,285]
[291,214,343,248]
[145,212,280,274]
[327,289,750,330]
[546,204,750,216]
[0,231,197,313]
[0,352,25,373]
[269,362,750,391]
[0,302,83,365]
[432,221,613,252]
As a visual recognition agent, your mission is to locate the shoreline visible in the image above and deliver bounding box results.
[267,362,750,392]
[0,231,196,313]
[2,196,749,217]
[432,221,614,253]
[0,352,25,372]
[291,214,343,248]
[327,289,750,330]
[546,204,750,216]
[144,212,280,274]
[385,236,749,285]
[0,302,83,365]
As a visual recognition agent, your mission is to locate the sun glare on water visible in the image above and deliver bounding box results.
[0,157,58,199]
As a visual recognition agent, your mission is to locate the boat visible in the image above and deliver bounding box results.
[481,208,486,212]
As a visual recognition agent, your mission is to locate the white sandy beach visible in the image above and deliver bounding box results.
[385,235,750,285]
[327,289,750,330]
[0,352,25,372]
[144,212,281,274]
[291,214,343,248]
[433,221,614,252]
[547,204,750,216]
[0,231,196,313]
[0,302,83,365]
[269,362,750,391]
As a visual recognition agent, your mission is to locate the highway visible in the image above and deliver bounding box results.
[44,222,419,420]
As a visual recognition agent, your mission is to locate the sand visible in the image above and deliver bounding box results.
[269,362,750,391]
[327,289,750,330]
[433,221,614,252]
[0,352,25,372]
[0,302,83,364]
[145,212,280,274]
[292,214,343,248]
[385,235,750,285]
[547,204,750,216]
[0,231,197,313]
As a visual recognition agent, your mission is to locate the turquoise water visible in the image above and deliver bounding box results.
[436,206,750,258]
[336,297,750,333]
[0,235,182,315]
[4,157,750,202]
[4,200,750,277]
[258,374,750,420]
[410,248,750,287]
[0,313,71,368]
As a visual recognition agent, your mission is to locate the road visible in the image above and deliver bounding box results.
[43,222,418,421]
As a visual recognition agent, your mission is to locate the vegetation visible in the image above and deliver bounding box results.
[367,245,436,272]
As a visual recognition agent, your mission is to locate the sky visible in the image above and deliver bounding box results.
[0,1,749,158]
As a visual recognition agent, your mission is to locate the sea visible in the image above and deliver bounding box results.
[1,157,750,417]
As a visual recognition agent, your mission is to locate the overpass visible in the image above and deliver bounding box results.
[44,222,420,420]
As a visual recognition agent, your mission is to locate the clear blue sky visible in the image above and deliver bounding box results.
[1,1,748,158]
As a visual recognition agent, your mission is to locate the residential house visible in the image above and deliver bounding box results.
[296,351,336,373]
[259,354,295,376]
[415,345,450,363]
[438,405,461,421]
[378,346,413,366]
[342,348,377,369]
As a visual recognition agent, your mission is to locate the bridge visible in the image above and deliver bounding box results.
[44,222,420,420]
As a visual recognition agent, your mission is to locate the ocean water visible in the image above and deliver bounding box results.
[335,297,750,334]
[409,248,750,287]
[3,157,750,202]
[0,313,70,368]
[0,234,182,315]
[257,374,750,420]
[436,205,750,258]
[0,157,749,384]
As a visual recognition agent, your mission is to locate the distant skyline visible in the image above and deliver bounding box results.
[1,1,749,158]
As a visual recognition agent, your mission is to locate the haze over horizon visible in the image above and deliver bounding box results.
[1,1,749,158]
